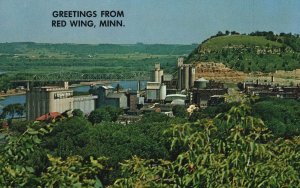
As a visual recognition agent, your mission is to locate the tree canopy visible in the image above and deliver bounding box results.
[0,96,299,187]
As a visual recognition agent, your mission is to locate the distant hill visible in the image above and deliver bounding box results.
[0,42,197,56]
[0,42,197,74]
[187,32,300,72]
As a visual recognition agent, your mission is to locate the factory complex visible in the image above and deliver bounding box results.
[25,58,300,121]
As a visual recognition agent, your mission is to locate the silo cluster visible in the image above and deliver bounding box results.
[177,58,195,90]
[151,63,164,83]
[146,63,167,101]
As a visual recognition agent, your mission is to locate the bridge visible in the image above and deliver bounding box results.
[12,71,151,82]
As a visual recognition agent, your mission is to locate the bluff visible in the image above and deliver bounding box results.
[186,32,300,73]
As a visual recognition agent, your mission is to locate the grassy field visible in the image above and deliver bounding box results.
[202,35,283,50]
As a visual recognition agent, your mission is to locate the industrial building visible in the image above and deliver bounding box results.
[150,63,164,83]
[91,85,128,109]
[191,78,228,107]
[164,94,187,105]
[26,82,98,120]
[73,95,98,114]
[146,82,166,102]
[242,81,300,99]
[128,90,144,114]
[26,82,74,120]
[146,63,167,101]
[25,58,231,121]
[145,61,226,108]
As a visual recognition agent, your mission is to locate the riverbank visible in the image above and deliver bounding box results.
[0,91,26,98]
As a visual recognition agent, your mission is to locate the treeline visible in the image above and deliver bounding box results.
[0,56,174,71]
[249,31,300,52]
[0,43,197,55]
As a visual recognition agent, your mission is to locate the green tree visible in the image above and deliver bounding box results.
[113,97,300,187]
[40,155,108,187]
[0,74,12,93]
[172,105,187,118]
[103,106,123,122]
[141,112,170,123]
[0,122,108,187]
[44,117,90,158]
[72,109,84,117]
[252,98,300,137]
[1,103,25,119]
[0,123,53,186]
[88,108,111,124]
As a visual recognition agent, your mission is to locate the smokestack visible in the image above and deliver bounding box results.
[137,80,140,91]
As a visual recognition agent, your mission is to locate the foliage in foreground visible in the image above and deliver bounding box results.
[0,97,299,187]
[0,124,109,187]
[113,98,300,187]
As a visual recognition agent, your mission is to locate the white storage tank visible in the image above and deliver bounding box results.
[160,84,167,100]
[194,78,209,89]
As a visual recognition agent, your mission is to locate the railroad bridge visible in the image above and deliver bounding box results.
[12,71,151,82]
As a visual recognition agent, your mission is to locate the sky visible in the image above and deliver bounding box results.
[0,0,300,44]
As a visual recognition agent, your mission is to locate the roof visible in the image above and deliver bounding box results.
[171,99,185,105]
[166,94,186,98]
[32,86,72,92]
[107,92,126,99]
[36,112,61,121]
[195,77,209,82]
[146,82,161,90]
[73,95,98,101]
[101,85,114,90]
[147,86,160,90]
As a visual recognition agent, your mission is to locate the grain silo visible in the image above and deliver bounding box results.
[178,67,183,90]
[160,84,167,100]
[190,67,196,88]
[184,66,190,90]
